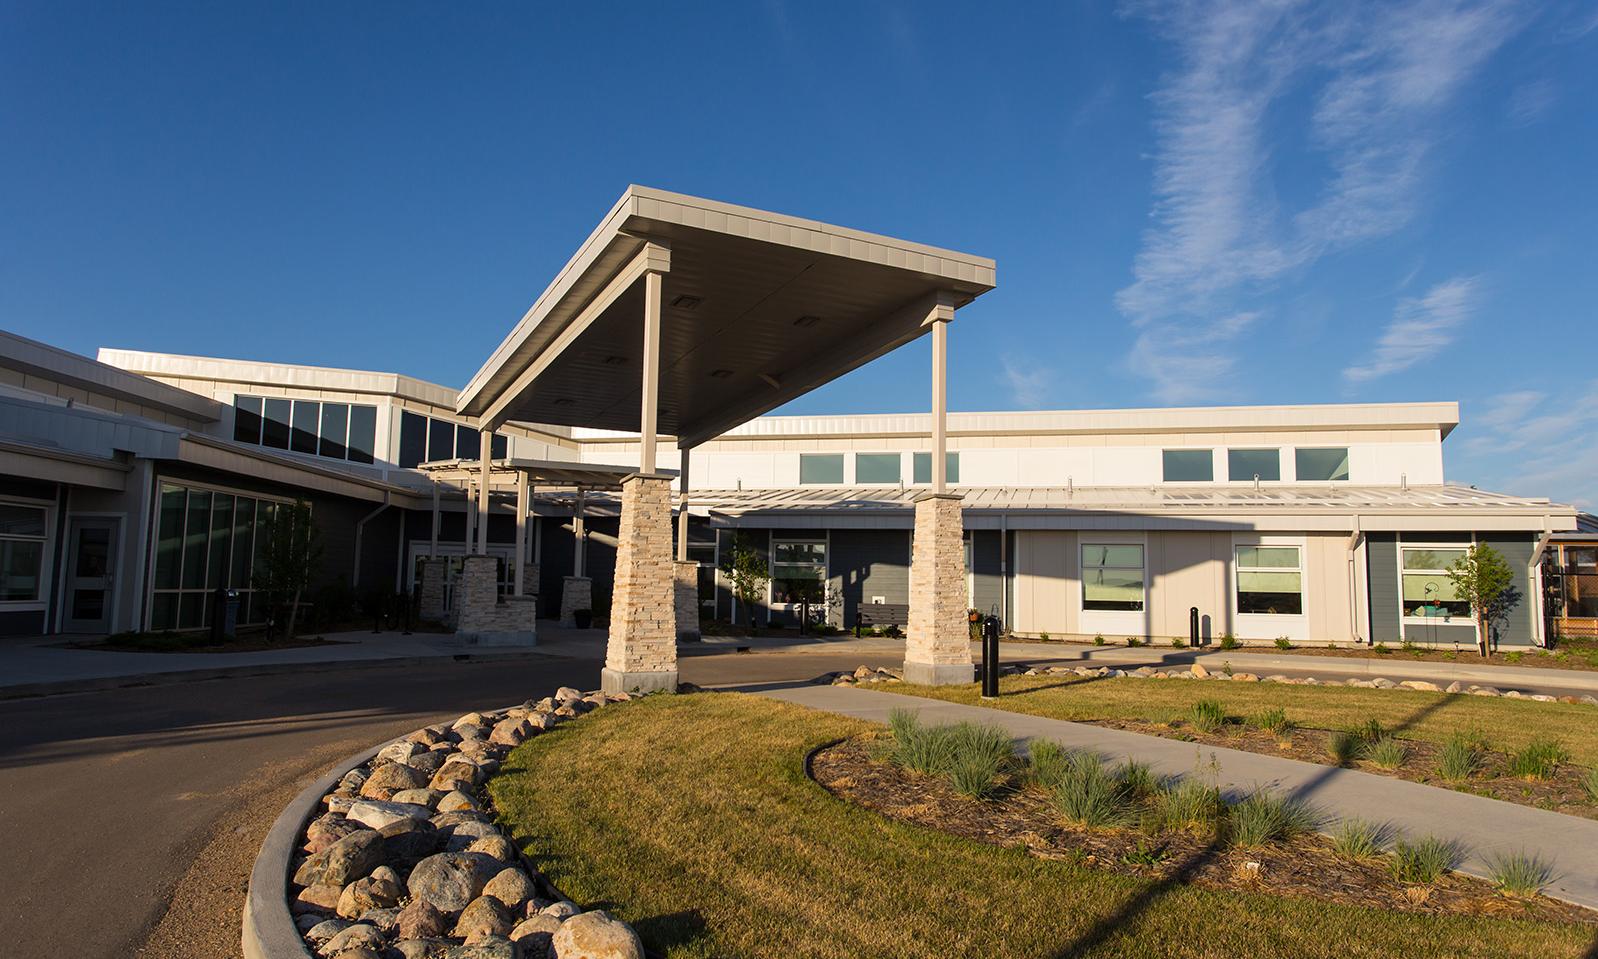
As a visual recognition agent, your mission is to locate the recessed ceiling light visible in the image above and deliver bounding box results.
[672,294,702,310]
[552,398,573,406]
[709,369,733,378]
[793,315,821,328]
[601,355,627,365]
[759,372,782,389]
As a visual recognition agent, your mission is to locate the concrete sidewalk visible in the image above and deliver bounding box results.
[756,683,1598,911]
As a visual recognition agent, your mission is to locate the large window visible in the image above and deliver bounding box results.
[1296,447,1350,482]
[771,539,826,604]
[1401,546,1469,619]
[396,411,508,469]
[1236,545,1303,615]
[855,453,901,485]
[1228,448,1280,482]
[1162,449,1213,482]
[912,452,960,484]
[1082,544,1144,611]
[1545,546,1598,620]
[234,396,376,465]
[0,503,48,602]
[149,483,282,630]
[799,453,844,485]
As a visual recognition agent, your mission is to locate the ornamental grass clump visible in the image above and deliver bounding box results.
[1117,759,1160,800]
[1249,707,1293,738]
[1438,728,1488,781]
[1327,730,1362,766]
[1331,818,1386,861]
[1367,736,1408,770]
[1506,737,1569,781]
[887,708,956,775]
[1487,850,1553,898]
[886,709,1015,799]
[1187,698,1226,734]
[1147,775,1224,835]
[1389,836,1457,885]
[1049,751,1134,828]
[1227,789,1317,848]
[1583,767,1598,803]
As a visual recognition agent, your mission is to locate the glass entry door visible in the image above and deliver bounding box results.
[64,517,118,633]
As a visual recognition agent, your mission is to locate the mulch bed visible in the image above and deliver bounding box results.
[1085,718,1598,821]
[810,736,1596,925]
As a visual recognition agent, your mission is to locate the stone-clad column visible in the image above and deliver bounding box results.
[904,492,972,685]
[602,473,679,693]
[418,557,448,623]
[674,560,701,642]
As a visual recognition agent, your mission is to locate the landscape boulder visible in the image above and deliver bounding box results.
[510,913,563,955]
[305,813,364,854]
[407,851,503,914]
[320,922,386,956]
[294,829,385,888]
[395,896,450,940]
[379,817,443,865]
[452,894,516,940]
[483,866,540,909]
[549,910,644,959]
[361,762,428,800]
[347,799,434,831]
[337,874,403,919]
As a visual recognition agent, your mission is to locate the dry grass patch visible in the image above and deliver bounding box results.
[489,693,1590,959]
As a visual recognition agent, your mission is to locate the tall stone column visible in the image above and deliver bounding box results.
[602,474,679,693]
[418,558,448,623]
[674,560,701,642]
[904,492,972,685]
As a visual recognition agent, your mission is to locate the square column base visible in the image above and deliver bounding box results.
[674,560,701,642]
[601,667,679,695]
[903,660,977,686]
[560,576,593,627]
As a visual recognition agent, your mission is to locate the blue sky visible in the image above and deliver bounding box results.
[3,1,1596,506]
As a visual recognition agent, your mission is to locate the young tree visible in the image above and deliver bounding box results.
[719,532,769,633]
[253,499,323,639]
[1446,543,1516,657]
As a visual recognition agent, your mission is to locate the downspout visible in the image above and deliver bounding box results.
[1346,516,1364,645]
[352,492,392,591]
[1530,517,1554,648]
[1000,512,1009,628]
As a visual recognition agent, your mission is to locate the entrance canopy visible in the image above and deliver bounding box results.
[455,186,996,448]
[415,457,669,490]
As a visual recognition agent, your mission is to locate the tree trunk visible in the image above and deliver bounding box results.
[1477,612,1489,658]
[287,586,303,639]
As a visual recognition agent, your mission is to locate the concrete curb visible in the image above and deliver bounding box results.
[242,740,389,959]
[0,651,552,702]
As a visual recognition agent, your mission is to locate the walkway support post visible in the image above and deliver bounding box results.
[560,487,592,627]
[604,254,679,693]
[475,430,491,555]
[675,446,700,642]
[514,469,529,597]
[905,295,972,686]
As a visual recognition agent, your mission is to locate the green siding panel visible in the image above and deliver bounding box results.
[1366,533,1402,644]
[1480,533,1537,648]
[828,529,910,628]
[971,530,1003,619]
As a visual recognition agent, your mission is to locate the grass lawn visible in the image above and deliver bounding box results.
[490,693,1592,959]
[896,675,1598,766]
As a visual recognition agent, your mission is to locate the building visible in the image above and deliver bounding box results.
[0,186,1581,655]
[0,332,1577,649]
[1542,514,1598,641]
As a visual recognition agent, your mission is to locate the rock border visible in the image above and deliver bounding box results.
[244,686,660,959]
[819,663,1598,706]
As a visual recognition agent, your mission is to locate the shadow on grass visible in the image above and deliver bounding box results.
[620,908,709,958]
[1047,833,1230,958]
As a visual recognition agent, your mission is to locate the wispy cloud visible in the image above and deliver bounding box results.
[1506,78,1557,126]
[1000,356,1052,409]
[1455,383,1598,508]
[1119,0,1521,395]
[1130,311,1262,403]
[1343,276,1481,383]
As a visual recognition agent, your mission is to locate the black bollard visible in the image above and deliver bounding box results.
[1190,607,1200,648]
[981,615,1001,698]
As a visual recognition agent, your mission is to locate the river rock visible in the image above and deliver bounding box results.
[348,800,434,831]
[304,918,352,945]
[379,817,442,865]
[490,718,533,747]
[549,910,643,959]
[1446,681,1465,693]
[1398,680,1442,692]
[393,939,453,959]
[510,913,562,954]
[445,820,502,852]
[1189,663,1209,678]
[555,686,582,703]
[540,900,581,919]
[378,740,424,765]
[407,750,451,777]
[466,834,517,861]
[483,867,539,910]
[392,788,444,808]
[362,762,427,800]
[408,852,502,914]
[453,895,515,940]
[395,896,450,939]
[320,923,386,956]
[294,829,385,888]
[438,790,480,813]
[358,906,402,935]
[407,727,448,747]
[305,813,364,854]
[337,874,403,919]
[431,760,484,793]
[443,935,519,959]
[293,883,344,915]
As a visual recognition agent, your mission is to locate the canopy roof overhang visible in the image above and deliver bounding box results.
[456,186,996,447]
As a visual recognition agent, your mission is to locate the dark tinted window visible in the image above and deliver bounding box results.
[456,424,477,461]
[319,403,348,460]
[261,399,291,449]
[1295,447,1350,482]
[1228,448,1280,482]
[912,452,960,484]
[399,412,428,469]
[290,401,320,454]
[1163,449,1213,482]
[491,433,508,460]
[233,396,262,444]
[347,405,376,464]
[428,418,454,462]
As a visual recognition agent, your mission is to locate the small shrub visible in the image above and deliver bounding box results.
[1039,631,1050,641]
[1188,699,1227,734]
[1093,634,1105,646]
[1487,850,1552,898]
[1227,789,1317,847]
[1147,776,1224,834]
[887,709,1015,798]
[1373,642,1391,654]
[1582,767,1598,803]
[887,708,955,775]
[1050,751,1134,828]
[1506,738,1569,781]
[1400,639,1420,654]
[1389,836,1457,885]
[1367,736,1407,769]
[1121,839,1168,866]
[1274,636,1293,651]
[1117,760,1160,799]
[1354,718,1385,745]
[1250,707,1293,737]
[1028,739,1072,790]
[1171,636,1186,649]
[1327,730,1361,765]
[1331,818,1386,860]
[1504,651,1523,664]
[1221,660,1234,677]
[1126,636,1144,648]
[1438,731,1485,781]
[1218,633,1240,650]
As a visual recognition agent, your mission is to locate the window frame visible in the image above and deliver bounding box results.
[144,478,295,632]
[798,453,845,485]
[1227,448,1281,482]
[1294,446,1351,483]
[854,452,902,485]
[1233,544,1305,616]
[0,498,53,608]
[1162,448,1214,483]
[769,537,827,606]
[912,452,960,485]
[1080,542,1146,612]
[1398,542,1473,624]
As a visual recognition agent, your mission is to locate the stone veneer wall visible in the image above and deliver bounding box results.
[455,555,536,644]
[904,493,973,684]
[418,558,447,623]
[560,577,592,627]
[604,475,678,689]
[674,560,700,642]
